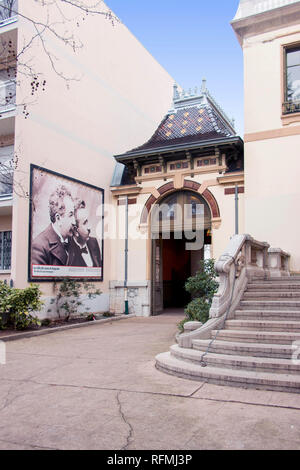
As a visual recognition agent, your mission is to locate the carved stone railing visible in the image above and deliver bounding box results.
[268,247,290,277]
[178,234,290,348]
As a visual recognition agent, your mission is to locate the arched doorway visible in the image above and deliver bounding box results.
[151,190,212,315]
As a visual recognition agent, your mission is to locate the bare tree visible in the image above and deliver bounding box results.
[0,0,119,196]
[0,1,118,89]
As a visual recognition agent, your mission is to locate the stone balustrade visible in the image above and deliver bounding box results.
[178,234,290,348]
[268,247,290,277]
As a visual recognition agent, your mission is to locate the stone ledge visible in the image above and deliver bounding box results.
[0,314,136,342]
[109,281,150,289]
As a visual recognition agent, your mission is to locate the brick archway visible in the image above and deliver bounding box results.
[140,180,220,224]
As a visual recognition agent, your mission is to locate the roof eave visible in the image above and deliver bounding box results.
[231,2,300,45]
[114,136,243,163]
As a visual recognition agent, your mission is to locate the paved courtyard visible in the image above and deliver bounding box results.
[0,312,300,450]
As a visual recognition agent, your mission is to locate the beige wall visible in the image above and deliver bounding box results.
[9,1,174,309]
[210,184,245,261]
[245,136,300,271]
[242,22,300,271]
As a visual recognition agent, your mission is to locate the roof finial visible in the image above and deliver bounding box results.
[173,83,179,101]
[201,78,207,93]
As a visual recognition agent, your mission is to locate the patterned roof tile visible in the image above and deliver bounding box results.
[129,103,234,153]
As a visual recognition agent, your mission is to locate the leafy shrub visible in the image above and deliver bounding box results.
[0,282,43,330]
[50,278,102,321]
[86,313,96,321]
[178,259,218,332]
[102,311,114,317]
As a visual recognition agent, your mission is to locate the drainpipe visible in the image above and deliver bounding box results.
[235,184,239,235]
[124,195,129,315]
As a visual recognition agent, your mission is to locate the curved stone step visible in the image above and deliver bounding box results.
[247,283,300,290]
[225,319,300,332]
[192,338,295,359]
[155,352,300,393]
[170,344,300,374]
[240,300,300,310]
[211,329,300,345]
[250,277,300,282]
[243,291,300,299]
[235,310,300,320]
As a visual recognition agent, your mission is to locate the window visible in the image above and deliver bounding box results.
[0,1,18,24]
[197,158,217,167]
[0,68,16,112]
[144,166,161,175]
[0,145,13,197]
[0,231,12,270]
[283,45,300,114]
[170,161,189,171]
[151,191,211,234]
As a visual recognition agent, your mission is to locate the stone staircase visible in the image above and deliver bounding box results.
[156,276,300,393]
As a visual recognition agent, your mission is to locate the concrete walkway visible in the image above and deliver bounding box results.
[0,312,300,450]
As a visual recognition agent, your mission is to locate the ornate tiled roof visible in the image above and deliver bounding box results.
[127,81,236,154]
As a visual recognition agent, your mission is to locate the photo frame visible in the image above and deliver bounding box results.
[28,165,104,282]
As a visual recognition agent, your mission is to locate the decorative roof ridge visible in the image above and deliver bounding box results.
[167,103,204,114]
[172,81,235,133]
[205,89,235,134]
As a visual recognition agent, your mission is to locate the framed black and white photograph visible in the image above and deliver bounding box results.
[28,165,104,281]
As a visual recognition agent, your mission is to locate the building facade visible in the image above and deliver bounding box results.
[110,83,244,315]
[232,0,300,272]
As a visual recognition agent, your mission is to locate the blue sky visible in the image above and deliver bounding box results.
[105,0,244,136]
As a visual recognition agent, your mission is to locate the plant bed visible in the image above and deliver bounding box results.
[42,313,115,328]
[0,312,117,338]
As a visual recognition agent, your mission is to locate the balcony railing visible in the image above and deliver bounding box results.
[0,0,18,27]
[0,79,16,112]
[282,100,300,115]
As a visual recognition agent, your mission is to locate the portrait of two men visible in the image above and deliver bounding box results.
[29,166,103,281]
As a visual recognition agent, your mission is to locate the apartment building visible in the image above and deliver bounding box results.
[0,0,174,315]
[0,0,17,279]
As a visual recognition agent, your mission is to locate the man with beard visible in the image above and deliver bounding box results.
[67,199,102,268]
[31,185,76,266]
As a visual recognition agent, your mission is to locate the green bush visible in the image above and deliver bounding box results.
[178,259,218,332]
[0,282,43,330]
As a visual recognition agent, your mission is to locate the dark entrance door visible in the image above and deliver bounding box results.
[162,235,191,308]
[150,190,212,315]
[151,237,163,315]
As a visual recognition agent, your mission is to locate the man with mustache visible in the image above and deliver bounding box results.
[67,199,102,268]
[31,185,76,266]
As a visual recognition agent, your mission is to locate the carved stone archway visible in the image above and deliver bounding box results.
[141,180,220,224]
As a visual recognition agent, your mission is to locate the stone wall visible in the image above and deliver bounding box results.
[109,281,151,316]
